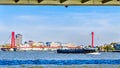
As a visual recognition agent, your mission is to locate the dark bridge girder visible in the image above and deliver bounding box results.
[0,0,120,6]
[38,0,44,3]
[102,0,112,3]
[14,0,19,3]
[59,0,67,3]
[81,0,90,3]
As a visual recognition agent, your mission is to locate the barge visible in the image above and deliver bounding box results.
[57,48,98,54]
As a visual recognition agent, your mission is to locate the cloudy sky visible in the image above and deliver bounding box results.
[0,6,120,46]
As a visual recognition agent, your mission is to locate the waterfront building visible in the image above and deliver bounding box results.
[33,42,39,46]
[50,42,61,47]
[28,40,34,46]
[20,44,30,47]
[66,43,78,49]
[50,42,61,51]
[61,43,77,49]
[33,42,44,46]
[61,43,69,49]
[19,43,44,51]
[16,34,22,46]
[76,45,84,49]
[38,42,44,46]
[114,43,120,50]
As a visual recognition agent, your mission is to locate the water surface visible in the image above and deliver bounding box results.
[0,51,120,68]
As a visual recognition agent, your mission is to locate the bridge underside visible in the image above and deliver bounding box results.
[0,0,120,6]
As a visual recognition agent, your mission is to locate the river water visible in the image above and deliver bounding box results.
[0,51,120,68]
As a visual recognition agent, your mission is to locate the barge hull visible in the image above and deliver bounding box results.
[57,48,97,53]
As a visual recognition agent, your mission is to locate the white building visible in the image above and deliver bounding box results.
[18,43,43,51]
[61,43,77,49]
[33,42,44,46]
[49,42,61,51]
[50,42,61,47]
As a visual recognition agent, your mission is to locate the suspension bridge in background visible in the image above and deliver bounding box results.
[0,31,95,51]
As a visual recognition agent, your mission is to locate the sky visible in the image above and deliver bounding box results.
[0,5,120,46]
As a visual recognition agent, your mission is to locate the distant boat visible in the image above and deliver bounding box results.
[57,48,98,54]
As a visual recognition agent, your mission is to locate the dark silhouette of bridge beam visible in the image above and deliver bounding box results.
[0,0,120,6]
[38,0,44,3]
[14,0,19,3]
[81,0,90,3]
[59,0,67,3]
[102,0,112,3]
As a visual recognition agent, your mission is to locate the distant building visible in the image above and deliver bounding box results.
[28,40,34,46]
[61,43,77,49]
[33,42,44,46]
[16,34,22,46]
[38,42,44,46]
[114,43,120,50]
[50,42,61,47]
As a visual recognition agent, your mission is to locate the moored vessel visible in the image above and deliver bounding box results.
[57,48,98,54]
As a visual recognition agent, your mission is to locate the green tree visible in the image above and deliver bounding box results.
[104,45,115,51]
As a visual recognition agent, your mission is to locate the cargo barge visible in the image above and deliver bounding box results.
[57,48,98,54]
